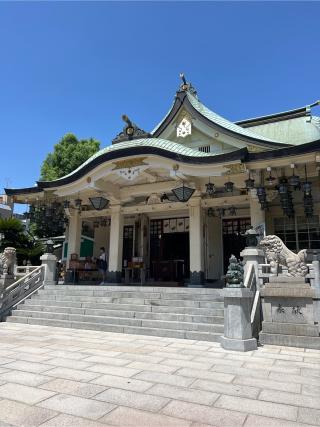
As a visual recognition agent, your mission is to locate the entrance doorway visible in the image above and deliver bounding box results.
[223,218,251,273]
[150,218,190,282]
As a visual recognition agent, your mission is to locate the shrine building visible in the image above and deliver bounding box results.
[5,75,320,286]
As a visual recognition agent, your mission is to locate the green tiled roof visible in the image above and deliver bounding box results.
[186,92,284,144]
[48,138,213,182]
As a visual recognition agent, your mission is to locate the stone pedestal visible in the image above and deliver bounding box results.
[221,287,257,351]
[40,254,57,286]
[260,276,320,349]
[0,274,15,290]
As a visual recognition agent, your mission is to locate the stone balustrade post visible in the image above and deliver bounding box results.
[221,287,257,351]
[40,253,58,286]
[240,247,265,290]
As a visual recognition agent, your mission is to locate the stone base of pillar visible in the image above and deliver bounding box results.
[189,271,205,287]
[220,336,257,352]
[107,271,122,284]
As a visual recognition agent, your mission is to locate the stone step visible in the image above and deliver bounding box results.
[23,299,224,316]
[12,309,224,333]
[38,288,223,301]
[44,285,222,295]
[17,303,224,324]
[30,295,224,308]
[7,315,222,342]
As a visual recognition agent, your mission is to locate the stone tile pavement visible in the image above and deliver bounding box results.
[0,323,319,426]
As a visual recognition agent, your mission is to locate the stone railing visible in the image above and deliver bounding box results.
[15,265,39,278]
[0,265,45,320]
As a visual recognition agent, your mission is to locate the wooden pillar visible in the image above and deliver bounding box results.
[189,197,204,286]
[107,205,123,283]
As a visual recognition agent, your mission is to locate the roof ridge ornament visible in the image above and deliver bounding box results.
[179,73,198,98]
[112,114,151,144]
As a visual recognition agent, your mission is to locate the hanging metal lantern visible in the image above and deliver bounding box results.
[244,174,255,189]
[63,200,70,209]
[302,181,312,196]
[205,181,216,197]
[207,208,215,217]
[89,196,109,211]
[278,178,289,194]
[288,173,300,189]
[224,180,234,193]
[172,183,195,202]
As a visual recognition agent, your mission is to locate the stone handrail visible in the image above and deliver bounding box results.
[244,263,260,338]
[0,265,45,321]
[15,265,39,278]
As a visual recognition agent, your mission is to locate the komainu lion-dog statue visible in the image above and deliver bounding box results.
[259,235,308,277]
[0,247,16,276]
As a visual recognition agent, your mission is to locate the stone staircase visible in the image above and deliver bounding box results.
[7,285,225,342]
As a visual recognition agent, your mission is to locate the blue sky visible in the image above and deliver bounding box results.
[1,1,319,212]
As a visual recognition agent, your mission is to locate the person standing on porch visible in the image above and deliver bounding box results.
[98,247,108,285]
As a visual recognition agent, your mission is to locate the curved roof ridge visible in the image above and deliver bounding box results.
[38,138,213,184]
[186,92,285,144]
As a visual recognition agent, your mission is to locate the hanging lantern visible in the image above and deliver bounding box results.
[63,200,70,209]
[205,180,216,197]
[89,196,109,211]
[288,165,300,189]
[302,181,312,196]
[260,201,269,210]
[207,208,215,217]
[244,172,255,190]
[302,165,312,196]
[224,180,234,193]
[172,183,195,202]
[278,178,289,194]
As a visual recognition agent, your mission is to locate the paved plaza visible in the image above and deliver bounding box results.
[0,323,319,427]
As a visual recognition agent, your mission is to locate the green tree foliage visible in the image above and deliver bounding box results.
[31,133,100,238]
[0,218,43,264]
[40,133,100,181]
